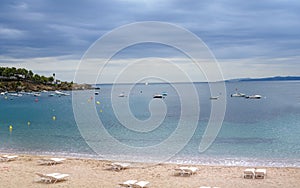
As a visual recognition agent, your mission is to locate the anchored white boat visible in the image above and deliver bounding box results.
[162,92,168,96]
[33,92,41,97]
[231,92,246,97]
[118,93,125,97]
[153,94,163,99]
[210,96,219,100]
[246,94,262,99]
[10,93,22,97]
[231,88,246,97]
[55,90,70,96]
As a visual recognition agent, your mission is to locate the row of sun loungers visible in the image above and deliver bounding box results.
[0,155,18,162]
[37,157,66,165]
[174,166,198,176]
[119,180,150,188]
[36,172,70,184]
[106,162,131,171]
[0,155,69,184]
[243,168,267,179]
[36,157,69,184]
[108,163,150,187]
[0,155,66,166]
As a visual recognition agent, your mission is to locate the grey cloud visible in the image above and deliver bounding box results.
[0,0,299,79]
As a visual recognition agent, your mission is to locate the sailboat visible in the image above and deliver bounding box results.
[231,88,246,97]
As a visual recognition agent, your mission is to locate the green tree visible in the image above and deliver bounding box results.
[40,75,49,84]
[11,67,17,75]
[48,76,54,83]
[33,74,41,83]
[2,68,12,77]
[27,70,34,80]
[0,67,5,76]
[16,68,28,78]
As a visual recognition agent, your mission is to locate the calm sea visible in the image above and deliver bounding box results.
[0,81,299,167]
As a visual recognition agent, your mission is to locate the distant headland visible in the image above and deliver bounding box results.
[226,76,300,82]
[0,67,91,92]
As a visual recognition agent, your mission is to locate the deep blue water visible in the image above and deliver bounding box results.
[0,81,299,167]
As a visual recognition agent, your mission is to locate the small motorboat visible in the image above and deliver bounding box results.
[10,93,22,97]
[33,92,41,97]
[245,94,262,99]
[55,90,70,96]
[153,94,163,99]
[231,92,246,97]
[210,96,219,100]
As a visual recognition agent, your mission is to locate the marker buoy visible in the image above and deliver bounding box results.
[52,116,56,121]
[96,101,100,105]
[9,125,13,132]
[27,121,31,126]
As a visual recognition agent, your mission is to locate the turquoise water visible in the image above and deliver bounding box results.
[0,81,299,167]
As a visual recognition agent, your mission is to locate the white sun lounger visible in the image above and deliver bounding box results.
[38,158,66,165]
[119,180,137,187]
[0,155,18,162]
[133,181,150,188]
[36,172,69,183]
[109,162,131,171]
[175,167,198,176]
[255,169,267,179]
[243,168,255,179]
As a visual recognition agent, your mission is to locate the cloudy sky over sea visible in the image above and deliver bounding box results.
[0,0,299,82]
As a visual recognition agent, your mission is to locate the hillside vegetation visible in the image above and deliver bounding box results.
[0,67,76,91]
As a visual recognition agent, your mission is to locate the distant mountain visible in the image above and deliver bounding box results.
[227,76,300,82]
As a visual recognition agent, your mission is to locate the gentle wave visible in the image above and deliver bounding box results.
[1,148,299,167]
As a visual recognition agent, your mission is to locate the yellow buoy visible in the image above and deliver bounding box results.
[52,116,56,121]
[27,121,31,126]
[96,101,100,105]
[9,125,13,131]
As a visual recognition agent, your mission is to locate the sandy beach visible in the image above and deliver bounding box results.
[0,154,299,188]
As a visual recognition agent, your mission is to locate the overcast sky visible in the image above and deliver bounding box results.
[0,0,299,82]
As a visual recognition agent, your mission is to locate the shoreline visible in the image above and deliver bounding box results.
[1,150,299,168]
[1,153,299,188]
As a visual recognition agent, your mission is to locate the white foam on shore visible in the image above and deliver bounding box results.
[1,150,299,167]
